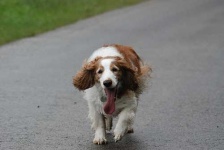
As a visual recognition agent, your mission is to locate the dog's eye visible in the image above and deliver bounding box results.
[97,69,103,74]
[112,67,118,72]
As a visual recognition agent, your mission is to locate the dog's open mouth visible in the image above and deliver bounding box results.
[103,87,117,115]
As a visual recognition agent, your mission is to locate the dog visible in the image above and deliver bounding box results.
[73,44,151,144]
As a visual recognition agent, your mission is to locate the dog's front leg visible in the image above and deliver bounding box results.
[114,108,136,142]
[88,102,107,145]
[93,113,107,145]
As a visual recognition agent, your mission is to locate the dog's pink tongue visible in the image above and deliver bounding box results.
[104,89,116,115]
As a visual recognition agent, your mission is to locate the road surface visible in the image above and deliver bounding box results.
[0,0,224,149]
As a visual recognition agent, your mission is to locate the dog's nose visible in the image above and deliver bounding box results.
[103,80,112,87]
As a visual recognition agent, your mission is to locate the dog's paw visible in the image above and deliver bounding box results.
[93,137,107,145]
[114,133,123,142]
[114,130,125,142]
[113,127,133,142]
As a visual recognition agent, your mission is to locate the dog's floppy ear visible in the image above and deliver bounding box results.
[116,59,139,92]
[73,60,96,91]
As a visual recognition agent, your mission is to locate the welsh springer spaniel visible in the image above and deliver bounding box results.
[73,44,151,144]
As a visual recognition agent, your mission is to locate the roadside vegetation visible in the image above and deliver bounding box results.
[0,0,143,45]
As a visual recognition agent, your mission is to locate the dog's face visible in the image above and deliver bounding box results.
[96,58,121,89]
[73,56,138,93]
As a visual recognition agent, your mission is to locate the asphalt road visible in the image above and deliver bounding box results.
[1,0,224,149]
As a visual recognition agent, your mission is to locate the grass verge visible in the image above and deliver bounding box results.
[0,0,143,45]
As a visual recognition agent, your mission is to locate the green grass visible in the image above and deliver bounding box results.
[0,0,143,45]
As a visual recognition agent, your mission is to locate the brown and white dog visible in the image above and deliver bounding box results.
[73,44,151,144]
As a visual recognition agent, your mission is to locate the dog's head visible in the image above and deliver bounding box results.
[73,56,138,114]
[73,56,138,92]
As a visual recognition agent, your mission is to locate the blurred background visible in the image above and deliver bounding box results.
[0,0,143,45]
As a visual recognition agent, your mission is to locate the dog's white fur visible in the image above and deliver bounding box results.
[84,84,137,144]
[73,45,151,144]
[88,46,123,62]
[98,59,118,88]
